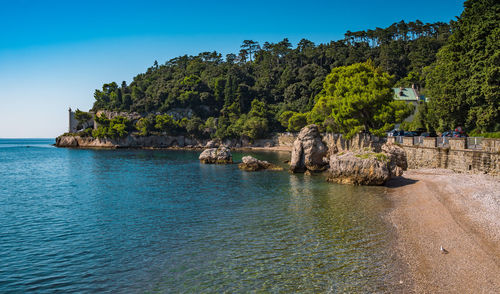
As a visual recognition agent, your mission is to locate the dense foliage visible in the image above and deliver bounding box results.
[88,20,451,139]
[426,0,499,133]
[92,115,134,139]
[308,61,413,138]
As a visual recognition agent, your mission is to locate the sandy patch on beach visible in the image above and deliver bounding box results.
[385,169,500,293]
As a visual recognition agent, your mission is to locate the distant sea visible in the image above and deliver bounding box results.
[0,138,402,292]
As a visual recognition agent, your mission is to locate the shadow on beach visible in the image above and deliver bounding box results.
[385,176,418,188]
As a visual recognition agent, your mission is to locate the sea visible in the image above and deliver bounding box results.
[0,138,403,293]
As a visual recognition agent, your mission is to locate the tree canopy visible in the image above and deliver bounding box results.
[308,61,413,138]
[85,19,454,139]
[426,0,499,133]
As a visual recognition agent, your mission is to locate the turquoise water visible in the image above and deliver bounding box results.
[0,139,400,293]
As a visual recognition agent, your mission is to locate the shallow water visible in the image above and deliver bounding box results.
[0,139,399,293]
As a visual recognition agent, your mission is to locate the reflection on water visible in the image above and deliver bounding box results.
[0,140,401,293]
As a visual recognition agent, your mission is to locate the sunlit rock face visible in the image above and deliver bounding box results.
[199,146,233,164]
[327,143,407,185]
[289,125,328,173]
[238,156,283,171]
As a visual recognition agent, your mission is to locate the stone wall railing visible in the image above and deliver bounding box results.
[387,136,499,175]
[387,136,500,153]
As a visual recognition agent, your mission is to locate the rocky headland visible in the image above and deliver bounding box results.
[55,134,280,150]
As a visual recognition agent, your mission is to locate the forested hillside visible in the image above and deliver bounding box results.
[88,20,451,139]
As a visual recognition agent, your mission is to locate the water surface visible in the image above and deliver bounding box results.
[0,139,399,293]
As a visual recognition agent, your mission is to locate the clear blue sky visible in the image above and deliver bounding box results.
[0,0,464,138]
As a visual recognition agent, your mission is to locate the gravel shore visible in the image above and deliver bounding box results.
[385,169,500,293]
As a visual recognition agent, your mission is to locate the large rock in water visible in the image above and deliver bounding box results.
[199,146,233,164]
[327,143,407,185]
[289,125,328,173]
[238,156,284,171]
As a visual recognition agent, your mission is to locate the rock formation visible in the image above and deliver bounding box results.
[205,140,218,148]
[382,143,407,177]
[56,136,79,147]
[238,156,284,171]
[55,134,191,148]
[289,125,329,173]
[326,143,407,185]
[199,146,233,164]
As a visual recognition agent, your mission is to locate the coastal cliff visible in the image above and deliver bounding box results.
[56,135,200,148]
[56,131,384,151]
[55,134,279,149]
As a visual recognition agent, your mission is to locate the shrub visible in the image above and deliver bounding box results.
[287,113,308,132]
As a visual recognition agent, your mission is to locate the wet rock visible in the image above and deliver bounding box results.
[289,125,328,173]
[199,146,233,164]
[238,156,283,171]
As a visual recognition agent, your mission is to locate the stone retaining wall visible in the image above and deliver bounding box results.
[387,137,500,175]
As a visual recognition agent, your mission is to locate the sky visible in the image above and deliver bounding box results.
[0,0,465,138]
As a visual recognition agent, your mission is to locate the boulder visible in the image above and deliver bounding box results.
[381,143,407,177]
[289,125,328,173]
[199,146,233,164]
[327,152,391,185]
[205,140,218,148]
[326,144,407,185]
[238,156,284,171]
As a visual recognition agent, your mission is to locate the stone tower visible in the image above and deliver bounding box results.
[68,108,78,133]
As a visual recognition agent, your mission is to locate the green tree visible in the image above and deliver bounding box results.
[108,116,132,138]
[242,116,268,139]
[92,115,131,138]
[278,110,296,128]
[92,126,108,138]
[248,99,269,118]
[87,19,453,139]
[135,116,155,136]
[74,109,92,123]
[287,113,308,132]
[240,40,260,62]
[74,109,92,130]
[155,114,177,133]
[185,116,204,136]
[203,117,217,137]
[310,61,411,138]
[426,0,500,132]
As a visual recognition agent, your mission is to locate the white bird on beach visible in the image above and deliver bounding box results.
[440,245,449,254]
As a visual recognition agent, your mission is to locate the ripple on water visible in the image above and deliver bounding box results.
[0,140,400,293]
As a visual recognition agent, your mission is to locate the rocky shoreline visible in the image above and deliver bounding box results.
[55,134,281,149]
[57,125,407,185]
[55,126,500,292]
